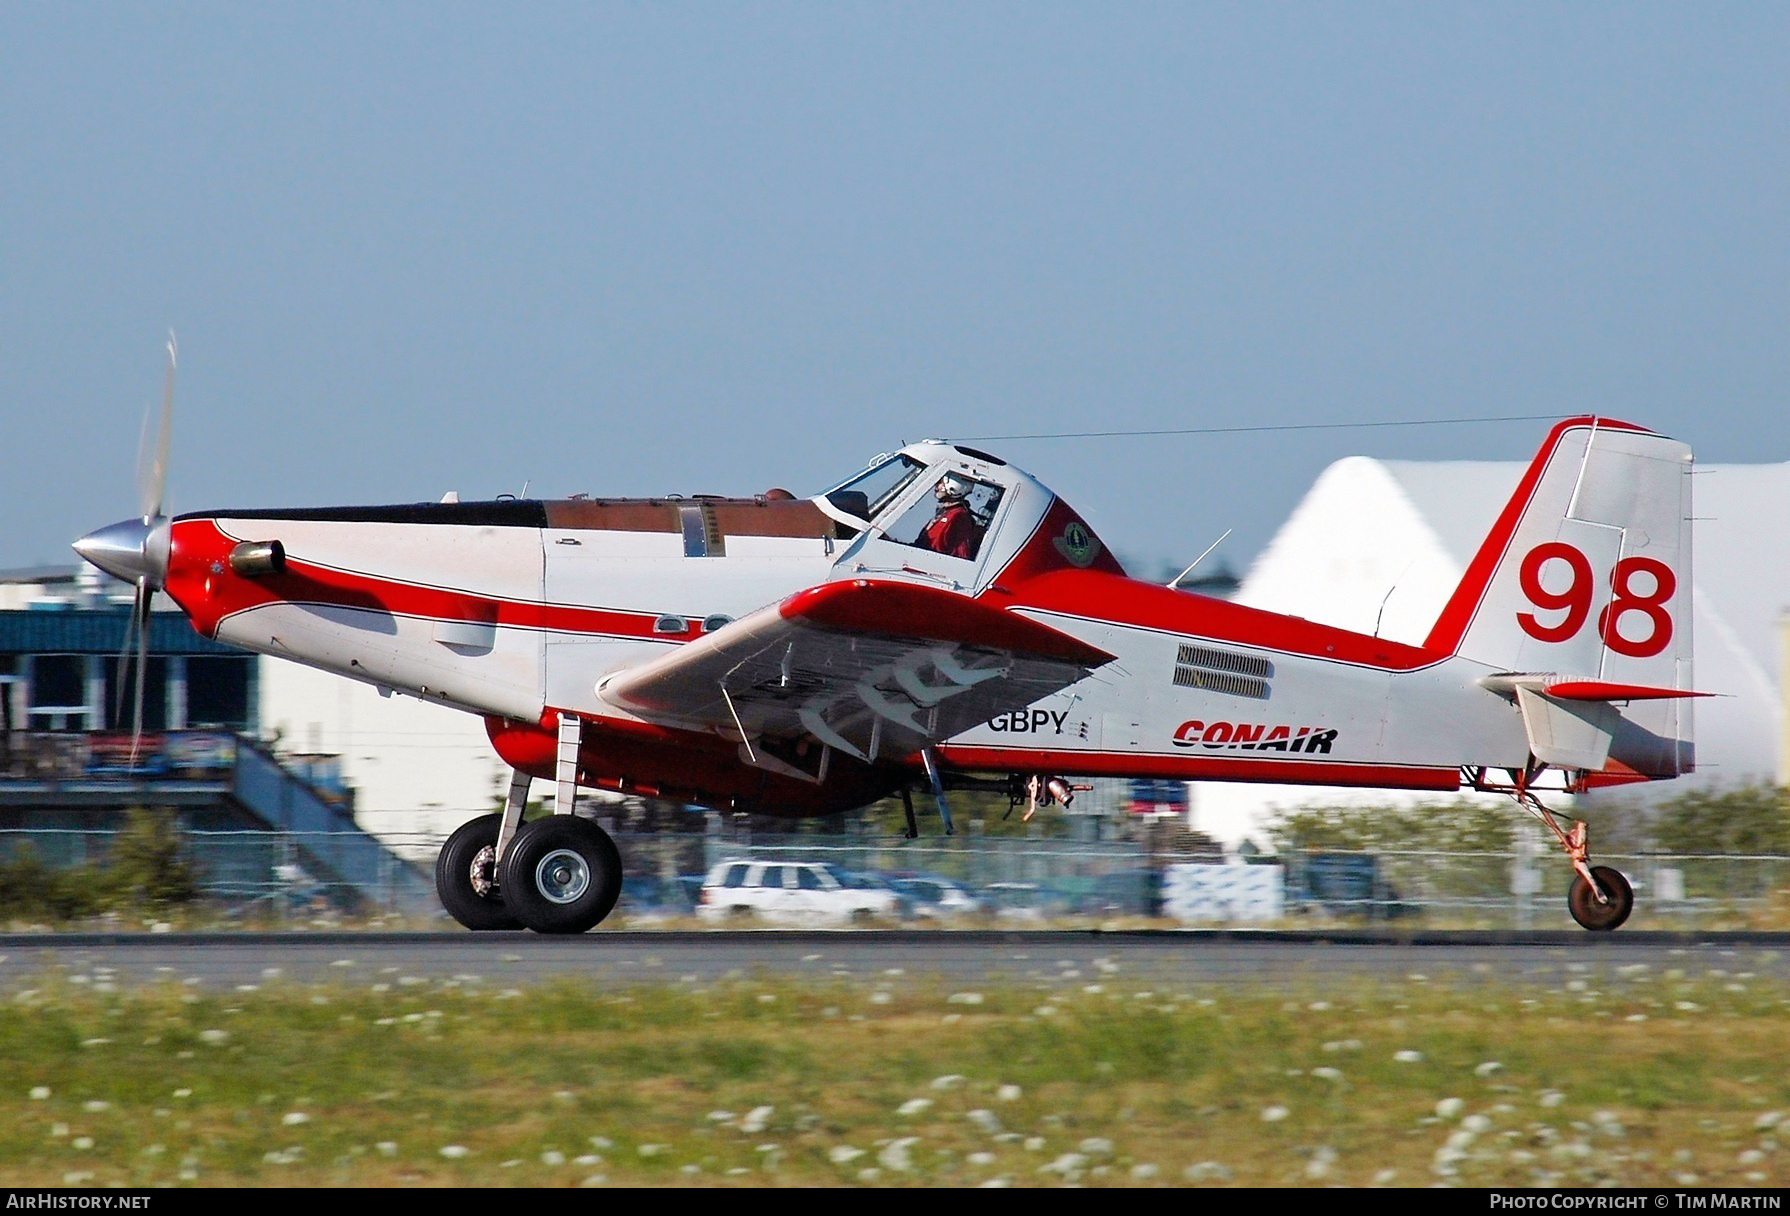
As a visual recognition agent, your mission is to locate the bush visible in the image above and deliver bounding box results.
[1647,784,1790,856]
[0,808,200,925]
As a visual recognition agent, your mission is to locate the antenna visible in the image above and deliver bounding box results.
[1167,529,1231,590]
[1373,561,1415,638]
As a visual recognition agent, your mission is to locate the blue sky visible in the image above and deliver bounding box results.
[4,4,1786,577]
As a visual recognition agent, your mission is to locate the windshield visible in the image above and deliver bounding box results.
[822,454,926,525]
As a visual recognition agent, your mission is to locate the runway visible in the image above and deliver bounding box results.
[2,929,1787,991]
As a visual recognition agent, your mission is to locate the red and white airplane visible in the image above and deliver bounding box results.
[77,381,1697,934]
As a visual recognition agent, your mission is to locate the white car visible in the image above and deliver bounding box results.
[697,860,901,926]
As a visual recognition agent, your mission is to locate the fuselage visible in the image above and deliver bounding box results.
[143,440,1552,816]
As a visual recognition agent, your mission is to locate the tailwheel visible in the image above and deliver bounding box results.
[498,815,623,934]
[1568,865,1634,932]
[435,813,523,931]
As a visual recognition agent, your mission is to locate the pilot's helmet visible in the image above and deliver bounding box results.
[935,473,972,503]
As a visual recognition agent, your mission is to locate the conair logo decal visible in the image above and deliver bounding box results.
[1172,720,1338,753]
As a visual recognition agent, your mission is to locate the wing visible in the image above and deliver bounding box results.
[597,579,1113,769]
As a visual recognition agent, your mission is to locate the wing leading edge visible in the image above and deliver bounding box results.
[598,580,1114,771]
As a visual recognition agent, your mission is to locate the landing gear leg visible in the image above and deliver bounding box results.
[1513,780,1634,932]
[900,787,919,840]
[920,747,954,836]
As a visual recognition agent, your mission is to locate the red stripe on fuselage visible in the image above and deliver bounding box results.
[938,745,1461,790]
[164,518,698,642]
[993,568,1445,671]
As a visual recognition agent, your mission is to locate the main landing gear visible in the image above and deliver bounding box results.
[434,717,625,934]
[1509,777,1634,932]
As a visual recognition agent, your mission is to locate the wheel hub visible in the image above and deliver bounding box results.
[536,848,591,904]
[469,845,499,898]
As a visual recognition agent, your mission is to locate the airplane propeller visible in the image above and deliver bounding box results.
[73,333,178,766]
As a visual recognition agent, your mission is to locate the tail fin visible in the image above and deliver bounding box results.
[1425,417,1695,779]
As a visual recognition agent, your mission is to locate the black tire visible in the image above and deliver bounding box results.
[498,815,623,934]
[1568,865,1634,932]
[435,814,524,931]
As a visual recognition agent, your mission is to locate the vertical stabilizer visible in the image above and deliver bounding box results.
[1425,417,1695,777]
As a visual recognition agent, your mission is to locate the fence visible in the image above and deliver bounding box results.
[2,825,1786,927]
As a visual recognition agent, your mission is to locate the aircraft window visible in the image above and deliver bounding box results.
[823,454,926,524]
[886,472,1003,561]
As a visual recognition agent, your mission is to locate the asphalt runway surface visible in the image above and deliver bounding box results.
[2,929,1787,992]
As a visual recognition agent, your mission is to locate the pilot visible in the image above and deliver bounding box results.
[917,473,981,559]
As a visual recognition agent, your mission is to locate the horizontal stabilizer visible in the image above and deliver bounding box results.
[1480,674,1712,703]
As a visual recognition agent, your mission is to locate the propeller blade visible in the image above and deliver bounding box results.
[128,579,151,768]
[138,332,176,523]
[110,580,145,728]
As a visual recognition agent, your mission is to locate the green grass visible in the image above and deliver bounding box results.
[1,966,1788,1186]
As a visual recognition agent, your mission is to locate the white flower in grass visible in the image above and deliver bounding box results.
[281,1112,308,1126]
[574,1154,602,1167]
[1312,1067,1343,1083]
[1436,1098,1464,1119]
[1462,1114,1492,1134]
[1306,1146,1336,1179]
[172,1089,191,1099]
[947,992,983,1005]
[1261,1106,1289,1122]
[638,1144,668,1157]
[828,1145,864,1165]
[1184,1162,1231,1182]
[1475,1061,1503,1077]
[1040,1153,1087,1175]
[1739,1149,1766,1165]
[579,1174,607,1187]
[588,1136,614,1150]
[997,1084,1022,1102]
[439,1145,469,1159]
[969,1151,997,1167]
[29,1087,49,1100]
[878,1138,918,1172]
[1393,1050,1422,1063]
[1079,1137,1113,1155]
[739,1106,772,1134]
[1539,1090,1565,1108]
[706,1110,735,1123]
[542,1150,565,1165]
[1024,1137,1046,1152]
[1756,1111,1784,1130]
[199,1029,228,1046]
[376,1142,397,1157]
[71,1137,93,1151]
[968,1109,1002,1134]
[1373,1168,1398,1185]
[931,1074,966,1089]
[898,1098,933,1116]
[1131,1163,1160,1180]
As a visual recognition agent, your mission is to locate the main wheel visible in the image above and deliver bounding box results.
[1567,865,1634,932]
[498,815,623,934]
[435,814,524,931]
